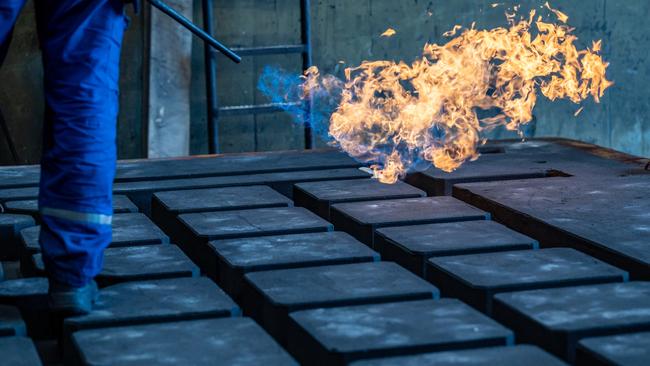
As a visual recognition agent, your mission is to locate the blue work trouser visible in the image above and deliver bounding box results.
[1,0,126,286]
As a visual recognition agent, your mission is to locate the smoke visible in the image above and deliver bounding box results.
[257,66,342,142]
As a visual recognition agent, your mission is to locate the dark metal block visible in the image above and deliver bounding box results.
[112,195,139,213]
[407,139,643,196]
[152,185,292,242]
[406,154,550,196]
[114,168,369,215]
[428,248,628,314]
[208,231,379,297]
[19,213,169,275]
[350,345,567,366]
[242,261,439,344]
[71,317,297,366]
[0,165,40,189]
[31,244,198,287]
[294,179,425,220]
[0,337,42,366]
[20,213,168,254]
[330,197,489,247]
[0,278,50,338]
[493,282,650,362]
[375,220,538,277]
[115,149,360,182]
[576,331,650,366]
[176,207,333,274]
[109,213,169,246]
[0,304,26,336]
[0,214,35,260]
[0,186,39,204]
[4,195,138,222]
[18,226,39,274]
[63,277,239,359]
[3,200,38,217]
[287,299,513,365]
[453,176,650,279]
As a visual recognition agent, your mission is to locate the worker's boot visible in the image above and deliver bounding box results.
[48,279,99,316]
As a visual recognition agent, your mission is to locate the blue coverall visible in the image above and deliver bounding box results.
[1,0,126,286]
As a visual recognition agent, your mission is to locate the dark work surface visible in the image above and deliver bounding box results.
[493,282,650,362]
[18,225,39,255]
[0,304,26,336]
[0,165,40,189]
[454,176,650,279]
[115,168,369,215]
[180,207,333,240]
[406,140,639,196]
[350,345,568,366]
[114,168,370,195]
[114,149,360,182]
[208,231,379,295]
[406,153,549,196]
[21,213,169,255]
[0,277,48,304]
[177,207,333,273]
[330,196,489,246]
[428,248,628,314]
[576,331,650,366]
[287,299,513,365]
[0,149,360,188]
[0,278,50,338]
[31,244,198,287]
[375,220,538,277]
[0,213,35,260]
[110,213,169,245]
[152,185,293,243]
[0,141,647,364]
[3,195,138,220]
[71,317,297,366]
[294,179,425,219]
[153,185,292,214]
[63,277,239,339]
[0,337,43,366]
[0,186,39,203]
[112,195,139,213]
[242,262,438,343]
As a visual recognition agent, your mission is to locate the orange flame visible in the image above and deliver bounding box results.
[380,28,397,37]
[302,7,612,183]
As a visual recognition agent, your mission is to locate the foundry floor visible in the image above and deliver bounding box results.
[0,138,648,365]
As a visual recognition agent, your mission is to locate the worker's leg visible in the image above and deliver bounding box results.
[36,0,126,308]
[0,0,27,67]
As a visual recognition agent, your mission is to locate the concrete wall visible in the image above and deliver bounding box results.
[1,0,648,164]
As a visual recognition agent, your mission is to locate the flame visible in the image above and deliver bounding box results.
[544,2,568,23]
[574,106,584,116]
[380,28,397,37]
[261,6,612,183]
[443,25,463,37]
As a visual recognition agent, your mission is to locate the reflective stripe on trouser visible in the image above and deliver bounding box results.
[1,0,127,286]
[41,207,113,226]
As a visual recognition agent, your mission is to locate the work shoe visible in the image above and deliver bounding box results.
[48,279,99,316]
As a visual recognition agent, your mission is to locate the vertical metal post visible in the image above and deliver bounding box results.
[301,0,314,149]
[203,0,219,154]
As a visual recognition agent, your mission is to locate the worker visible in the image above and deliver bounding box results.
[0,0,128,314]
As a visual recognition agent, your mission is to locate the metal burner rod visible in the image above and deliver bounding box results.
[148,0,241,64]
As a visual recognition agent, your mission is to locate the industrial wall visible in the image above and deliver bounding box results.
[1,0,648,165]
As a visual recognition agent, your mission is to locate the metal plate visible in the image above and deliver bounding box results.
[288,299,513,365]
